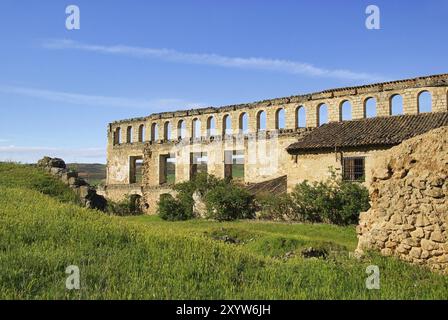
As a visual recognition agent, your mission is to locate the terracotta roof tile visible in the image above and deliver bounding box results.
[286,112,448,153]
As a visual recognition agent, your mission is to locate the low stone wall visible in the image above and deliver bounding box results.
[356,127,448,273]
[37,157,107,211]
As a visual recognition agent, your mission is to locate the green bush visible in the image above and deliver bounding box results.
[255,170,370,225]
[157,193,192,221]
[256,192,296,220]
[157,173,255,221]
[290,170,370,225]
[204,183,255,221]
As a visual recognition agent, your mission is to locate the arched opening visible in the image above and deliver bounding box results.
[318,104,329,126]
[138,124,145,142]
[296,106,306,128]
[223,114,232,135]
[114,127,121,145]
[275,108,286,129]
[418,91,432,113]
[163,122,172,140]
[192,118,201,139]
[177,120,186,139]
[340,100,352,121]
[126,126,133,143]
[239,112,248,134]
[364,97,377,118]
[206,116,216,136]
[151,123,159,142]
[256,110,266,131]
[390,94,403,115]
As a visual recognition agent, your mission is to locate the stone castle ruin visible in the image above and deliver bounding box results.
[101,73,448,270]
[103,73,448,217]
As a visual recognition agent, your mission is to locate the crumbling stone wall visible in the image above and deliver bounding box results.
[37,157,107,211]
[356,127,448,272]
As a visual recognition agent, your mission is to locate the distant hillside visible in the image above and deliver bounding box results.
[67,163,106,186]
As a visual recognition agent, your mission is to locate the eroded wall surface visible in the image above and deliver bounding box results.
[356,127,448,273]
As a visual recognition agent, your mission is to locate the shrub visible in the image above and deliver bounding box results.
[290,170,370,225]
[255,192,295,221]
[169,173,222,219]
[157,173,255,221]
[157,193,193,221]
[204,183,255,221]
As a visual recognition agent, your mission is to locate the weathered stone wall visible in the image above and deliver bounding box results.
[37,157,107,211]
[356,127,448,272]
[286,147,390,191]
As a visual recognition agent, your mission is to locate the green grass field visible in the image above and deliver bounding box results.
[1,162,447,299]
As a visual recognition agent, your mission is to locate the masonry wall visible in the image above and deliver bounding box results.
[139,132,306,214]
[286,147,390,191]
[356,127,448,273]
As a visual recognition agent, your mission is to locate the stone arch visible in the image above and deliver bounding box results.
[126,126,133,143]
[339,100,352,121]
[206,116,216,136]
[417,90,432,113]
[114,127,121,145]
[177,119,186,139]
[364,97,377,118]
[192,118,201,138]
[317,103,329,126]
[256,110,267,131]
[390,94,403,115]
[239,112,248,133]
[275,108,286,129]
[222,114,232,135]
[138,124,145,142]
[296,105,306,128]
[150,123,159,142]
[163,121,172,140]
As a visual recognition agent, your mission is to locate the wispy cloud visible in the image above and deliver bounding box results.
[0,84,204,110]
[0,145,106,163]
[42,39,386,82]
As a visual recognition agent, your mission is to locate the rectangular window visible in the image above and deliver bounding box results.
[160,154,176,185]
[190,152,208,179]
[130,156,143,184]
[343,157,365,182]
[224,150,245,180]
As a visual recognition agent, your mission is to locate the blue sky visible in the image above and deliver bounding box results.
[0,0,447,163]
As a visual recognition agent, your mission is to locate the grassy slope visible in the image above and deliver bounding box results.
[1,163,447,299]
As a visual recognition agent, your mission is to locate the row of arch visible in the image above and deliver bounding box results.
[113,91,435,144]
[315,90,433,126]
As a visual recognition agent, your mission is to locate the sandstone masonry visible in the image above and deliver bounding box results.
[356,127,448,273]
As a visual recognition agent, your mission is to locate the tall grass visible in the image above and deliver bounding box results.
[0,163,447,299]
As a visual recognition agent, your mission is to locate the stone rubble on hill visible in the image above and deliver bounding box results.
[356,126,448,273]
[36,156,107,211]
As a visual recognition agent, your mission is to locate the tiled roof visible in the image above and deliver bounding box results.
[245,175,287,195]
[286,112,448,153]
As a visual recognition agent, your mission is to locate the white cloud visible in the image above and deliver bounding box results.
[0,84,204,110]
[42,39,387,82]
[0,146,106,164]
